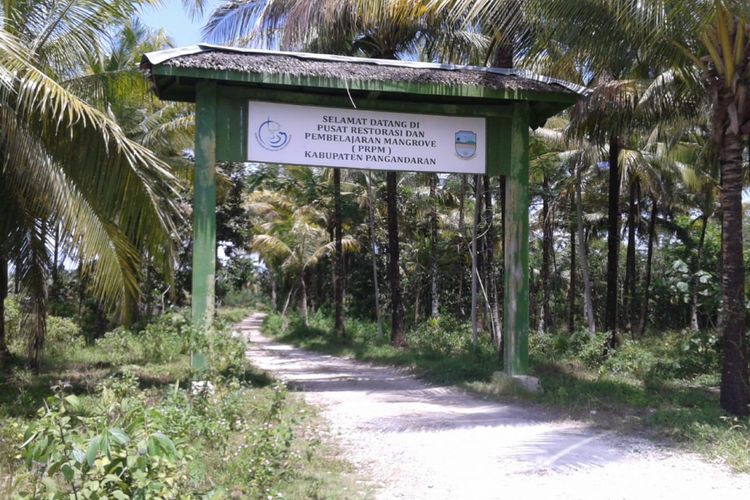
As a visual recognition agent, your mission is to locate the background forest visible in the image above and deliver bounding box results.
[1,0,750,496]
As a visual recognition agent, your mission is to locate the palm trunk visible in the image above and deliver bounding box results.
[540,175,552,333]
[483,176,501,347]
[498,175,506,358]
[716,207,724,329]
[458,174,468,316]
[576,164,596,333]
[77,258,84,318]
[606,135,622,347]
[333,168,345,337]
[300,274,308,327]
[28,222,48,371]
[14,257,20,294]
[414,285,421,324]
[638,196,657,338]
[471,175,483,347]
[281,286,295,325]
[430,174,439,318]
[0,253,9,361]
[366,171,383,338]
[690,213,708,331]
[567,195,577,335]
[716,93,750,415]
[386,172,405,347]
[52,224,60,294]
[624,178,639,332]
[270,271,277,311]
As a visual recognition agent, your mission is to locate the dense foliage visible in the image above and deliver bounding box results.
[1,308,356,498]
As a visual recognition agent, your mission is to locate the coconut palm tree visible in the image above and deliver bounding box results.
[441,0,750,415]
[247,189,359,326]
[0,1,180,367]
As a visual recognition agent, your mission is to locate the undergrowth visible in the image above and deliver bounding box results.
[0,308,364,499]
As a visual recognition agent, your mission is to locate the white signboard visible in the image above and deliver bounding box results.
[247,101,486,174]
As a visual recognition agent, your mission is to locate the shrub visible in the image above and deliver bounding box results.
[139,312,188,363]
[19,383,192,498]
[45,316,85,359]
[95,327,144,365]
[529,329,608,369]
[407,315,474,357]
[18,375,298,498]
[603,340,659,379]
[3,295,23,354]
[94,312,189,366]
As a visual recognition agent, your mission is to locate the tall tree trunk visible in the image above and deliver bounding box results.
[333,168,345,337]
[497,175,506,358]
[624,178,639,332]
[567,196,577,335]
[429,173,439,318]
[638,196,658,338]
[51,224,60,295]
[716,92,750,415]
[606,135,622,347]
[77,257,84,318]
[576,165,596,333]
[483,176,501,347]
[414,285,421,325]
[14,257,20,294]
[270,271,277,311]
[540,175,552,333]
[386,172,405,347]
[458,174,468,316]
[690,213,708,331]
[717,206,724,329]
[281,286,295,325]
[366,171,383,338]
[300,274,308,327]
[0,254,9,361]
[475,179,486,332]
[471,175,483,347]
[28,223,48,371]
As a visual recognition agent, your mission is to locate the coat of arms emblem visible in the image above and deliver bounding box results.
[455,130,477,159]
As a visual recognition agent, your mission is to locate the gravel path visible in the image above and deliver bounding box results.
[237,314,749,499]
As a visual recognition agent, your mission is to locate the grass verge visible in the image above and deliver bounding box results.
[0,308,367,498]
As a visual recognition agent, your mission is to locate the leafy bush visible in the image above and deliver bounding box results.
[20,382,191,498]
[139,312,188,364]
[531,328,721,385]
[529,329,608,369]
[3,295,24,354]
[407,315,474,357]
[19,374,297,498]
[45,316,85,359]
[95,327,144,365]
[94,312,189,366]
[603,340,659,379]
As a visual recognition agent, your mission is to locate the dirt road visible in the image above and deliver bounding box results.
[238,314,749,499]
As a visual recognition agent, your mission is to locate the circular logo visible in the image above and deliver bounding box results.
[256,117,291,151]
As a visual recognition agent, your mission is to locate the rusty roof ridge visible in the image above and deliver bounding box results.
[142,44,589,96]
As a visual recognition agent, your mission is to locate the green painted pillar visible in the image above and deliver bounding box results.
[192,81,218,327]
[503,102,530,375]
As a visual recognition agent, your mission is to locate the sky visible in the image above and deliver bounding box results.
[141,0,224,47]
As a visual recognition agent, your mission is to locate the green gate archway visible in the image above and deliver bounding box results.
[141,45,582,375]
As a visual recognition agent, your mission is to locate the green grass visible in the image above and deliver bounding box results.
[263,312,750,473]
[0,308,367,498]
[265,312,501,385]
